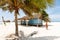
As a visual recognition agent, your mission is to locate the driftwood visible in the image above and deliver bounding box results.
[5,31,38,40]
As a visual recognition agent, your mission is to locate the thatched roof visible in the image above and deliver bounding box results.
[18,16,32,20]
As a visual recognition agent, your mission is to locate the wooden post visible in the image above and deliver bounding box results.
[2,16,6,25]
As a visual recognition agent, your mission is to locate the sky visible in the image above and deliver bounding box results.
[0,0,60,22]
[46,0,60,22]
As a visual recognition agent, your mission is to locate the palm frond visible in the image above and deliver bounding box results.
[22,7,33,16]
[46,0,54,7]
[43,16,50,22]
[0,0,7,6]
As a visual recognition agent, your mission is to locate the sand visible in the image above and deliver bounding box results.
[0,22,60,40]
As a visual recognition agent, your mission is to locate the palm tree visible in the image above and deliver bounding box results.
[22,0,54,16]
[40,10,50,29]
[45,16,50,30]
[0,0,25,36]
[0,0,37,36]
[0,0,54,36]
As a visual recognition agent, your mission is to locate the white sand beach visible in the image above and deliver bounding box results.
[0,22,60,40]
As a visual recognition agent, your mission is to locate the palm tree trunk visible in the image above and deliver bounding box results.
[15,10,18,36]
[46,22,48,30]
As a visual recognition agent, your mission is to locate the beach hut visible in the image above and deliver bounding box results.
[18,14,43,26]
[28,18,43,26]
[18,16,31,26]
[18,15,43,26]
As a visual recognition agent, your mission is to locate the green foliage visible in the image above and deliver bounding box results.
[41,10,50,22]
[42,10,48,17]
[0,0,54,14]
[0,0,54,21]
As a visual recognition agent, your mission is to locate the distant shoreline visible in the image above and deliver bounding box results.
[0,21,60,22]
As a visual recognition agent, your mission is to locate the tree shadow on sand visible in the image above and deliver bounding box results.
[20,31,60,40]
[27,36,60,40]
[6,31,60,40]
[20,24,53,28]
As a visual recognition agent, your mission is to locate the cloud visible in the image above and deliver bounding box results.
[46,6,60,15]
[49,14,60,21]
[46,6,60,22]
